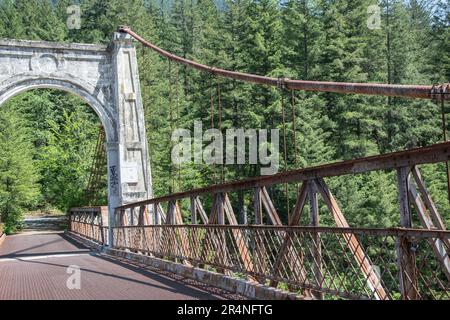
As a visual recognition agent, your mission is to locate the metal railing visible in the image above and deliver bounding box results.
[62,143,450,299]
[69,207,108,245]
[112,225,450,300]
[111,144,450,300]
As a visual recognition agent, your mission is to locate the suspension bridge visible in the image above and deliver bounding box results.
[0,27,449,300]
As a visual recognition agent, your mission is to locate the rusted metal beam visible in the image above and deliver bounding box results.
[308,180,324,300]
[174,201,192,264]
[205,193,230,273]
[412,167,448,231]
[213,193,230,275]
[158,203,166,224]
[196,198,208,224]
[396,167,420,300]
[115,224,450,238]
[408,167,450,280]
[153,203,161,225]
[409,179,450,281]
[216,193,225,225]
[252,188,268,280]
[190,197,197,225]
[117,142,450,211]
[270,183,309,290]
[166,201,176,225]
[119,27,449,101]
[254,188,263,225]
[163,201,192,265]
[289,183,309,226]
[223,194,255,276]
[260,186,304,287]
[315,178,388,300]
[260,187,282,225]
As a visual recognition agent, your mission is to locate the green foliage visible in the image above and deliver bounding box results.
[2,90,99,227]
[0,109,40,234]
[39,109,99,211]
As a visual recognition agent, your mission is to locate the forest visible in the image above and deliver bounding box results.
[0,0,448,233]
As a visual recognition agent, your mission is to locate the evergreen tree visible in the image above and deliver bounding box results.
[282,0,322,80]
[0,109,40,234]
[39,109,99,211]
[0,0,67,41]
[429,0,450,82]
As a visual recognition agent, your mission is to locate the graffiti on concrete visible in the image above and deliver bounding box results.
[109,165,119,196]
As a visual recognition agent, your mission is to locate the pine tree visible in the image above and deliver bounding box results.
[281,0,322,80]
[0,0,25,38]
[39,108,99,211]
[0,109,40,234]
[3,0,68,41]
[313,0,381,159]
[429,0,450,82]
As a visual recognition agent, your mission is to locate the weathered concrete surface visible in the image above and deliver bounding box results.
[0,34,153,241]
[66,231,306,300]
[0,233,240,300]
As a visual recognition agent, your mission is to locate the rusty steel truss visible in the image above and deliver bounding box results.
[117,142,450,208]
[69,207,109,245]
[109,225,449,300]
[74,142,450,300]
[84,127,107,206]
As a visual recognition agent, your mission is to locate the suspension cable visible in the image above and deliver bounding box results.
[119,26,446,101]
[168,60,175,193]
[440,96,450,203]
[291,90,300,194]
[291,90,299,168]
[209,75,217,184]
[175,64,182,191]
[217,80,224,184]
[280,90,290,221]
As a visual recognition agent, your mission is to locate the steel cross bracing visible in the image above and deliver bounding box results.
[84,127,107,206]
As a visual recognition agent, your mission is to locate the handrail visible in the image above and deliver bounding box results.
[112,224,450,238]
[112,224,450,300]
[68,207,108,244]
[116,141,450,210]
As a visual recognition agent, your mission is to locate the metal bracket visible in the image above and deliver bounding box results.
[277,77,288,91]
[430,83,450,102]
[118,25,131,33]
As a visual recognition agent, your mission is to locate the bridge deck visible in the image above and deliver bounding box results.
[0,232,238,300]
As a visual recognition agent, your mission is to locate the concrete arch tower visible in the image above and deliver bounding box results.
[0,32,152,243]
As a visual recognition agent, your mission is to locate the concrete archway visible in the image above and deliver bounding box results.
[0,77,117,142]
[0,33,152,243]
